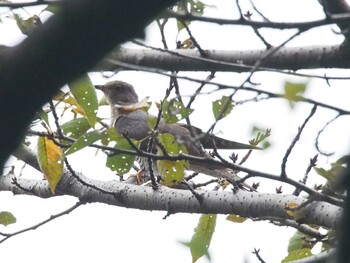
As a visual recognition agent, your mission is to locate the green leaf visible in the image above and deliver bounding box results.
[65,130,103,155]
[182,214,216,263]
[106,141,136,174]
[147,115,158,130]
[105,128,138,174]
[282,248,312,263]
[13,13,42,35]
[69,75,98,127]
[314,155,348,182]
[288,230,314,252]
[61,118,91,139]
[37,137,64,194]
[176,0,206,32]
[160,99,194,124]
[156,133,189,186]
[0,211,16,226]
[283,81,307,109]
[38,108,50,128]
[44,4,61,14]
[212,96,234,120]
[249,127,272,149]
[226,214,247,223]
[283,228,321,262]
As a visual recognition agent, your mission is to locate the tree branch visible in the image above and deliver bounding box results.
[0,172,342,230]
[100,44,350,73]
[0,201,83,244]
[163,9,350,30]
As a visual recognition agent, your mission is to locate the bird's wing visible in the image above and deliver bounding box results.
[114,110,151,141]
[178,124,261,150]
[114,110,206,157]
[159,121,205,157]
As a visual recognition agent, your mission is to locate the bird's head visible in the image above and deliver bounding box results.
[95,80,139,106]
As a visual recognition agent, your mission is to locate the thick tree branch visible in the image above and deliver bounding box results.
[0,172,342,230]
[13,139,344,208]
[0,0,177,170]
[100,44,350,72]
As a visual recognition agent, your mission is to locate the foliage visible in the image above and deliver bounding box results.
[156,133,189,185]
[37,136,64,194]
[0,0,348,262]
[158,99,194,124]
[0,211,16,226]
[212,96,234,121]
[181,214,216,263]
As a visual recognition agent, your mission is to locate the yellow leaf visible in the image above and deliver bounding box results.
[62,96,85,116]
[285,202,304,220]
[37,137,64,194]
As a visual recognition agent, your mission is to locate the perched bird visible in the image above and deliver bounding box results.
[95,80,259,190]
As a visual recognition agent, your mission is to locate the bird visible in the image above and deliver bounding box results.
[95,80,259,190]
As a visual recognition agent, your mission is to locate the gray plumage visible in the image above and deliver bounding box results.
[96,80,258,190]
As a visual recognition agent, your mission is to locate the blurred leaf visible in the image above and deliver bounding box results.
[314,167,333,181]
[288,230,314,253]
[69,75,98,127]
[38,108,50,128]
[283,81,307,109]
[14,13,42,35]
[61,118,91,139]
[285,202,305,220]
[0,211,16,226]
[156,133,189,186]
[147,115,158,130]
[181,214,216,263]
[226,214,247,223]
[44,4,61,14]
[160,99,193,124]
[212,96,234,121]
[249,127,271,149]
[282,248,312,263]
[176,0,206,32]
[314,155,348,196]
[105,128,138,174]
[178,38,195,49]
[314,155,348,182]
[283,230,315,262]
[52,90,67,101]
[65,130,103,155]
[37,137,64,194]
[99,96,108,106]
[63,96,86,116]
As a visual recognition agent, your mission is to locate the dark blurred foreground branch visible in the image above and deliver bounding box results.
[0,0,176,170]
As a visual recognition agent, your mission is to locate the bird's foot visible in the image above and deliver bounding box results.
[126,169,145,185]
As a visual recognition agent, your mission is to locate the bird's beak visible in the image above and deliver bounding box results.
[94,85,104,91]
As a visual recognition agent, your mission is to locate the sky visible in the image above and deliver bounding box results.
[1,1,350,262]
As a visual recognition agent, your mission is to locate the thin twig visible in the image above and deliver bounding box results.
[281,105,317,179]
[0,201,84,244]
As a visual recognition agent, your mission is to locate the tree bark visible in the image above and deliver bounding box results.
[99,44,350,72]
